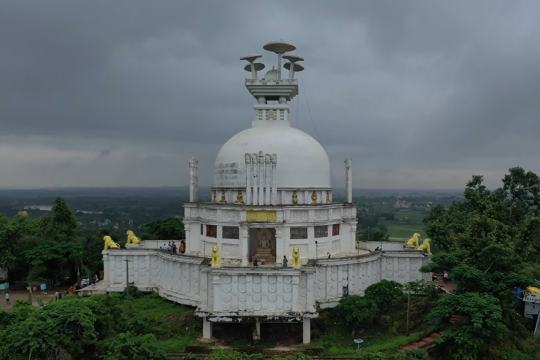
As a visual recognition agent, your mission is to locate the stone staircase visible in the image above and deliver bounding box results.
[399,331,441,353]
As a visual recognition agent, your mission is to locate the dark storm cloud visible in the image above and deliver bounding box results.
[1,1,539,188]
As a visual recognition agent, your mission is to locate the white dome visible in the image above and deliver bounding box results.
[214,122,331,189]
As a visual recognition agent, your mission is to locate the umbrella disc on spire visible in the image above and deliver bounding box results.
[244,63,265,72]
[263,41,296,54]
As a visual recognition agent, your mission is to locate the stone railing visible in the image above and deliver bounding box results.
[102,248,429,315]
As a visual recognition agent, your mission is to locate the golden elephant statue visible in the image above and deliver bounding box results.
[103,235,120,251]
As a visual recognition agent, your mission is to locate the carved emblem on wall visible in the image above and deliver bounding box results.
[311,191,317,205]
[246,210,277,223]
[220,191,226,203]
[266,109,277,121]
[292,191,298,205]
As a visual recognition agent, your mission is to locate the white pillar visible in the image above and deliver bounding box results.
[345,158,352,203]
[271,154,278,205]
[189,158,199,202]
[252,153,258,206]
[240,226,249,266]
[302,318,311,344]
[202,317,212,339]
[265,154,271,205]
[184,225,191,253]
[258,151,264,205]
[245,154,252,205]
[102,251,109,283]
[253,318,261,341]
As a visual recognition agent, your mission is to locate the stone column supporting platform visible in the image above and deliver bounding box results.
[253,318,261,341]
[202,317,212,339]
[302,317,311,344]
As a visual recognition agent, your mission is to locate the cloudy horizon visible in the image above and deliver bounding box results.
[1,1,539,190]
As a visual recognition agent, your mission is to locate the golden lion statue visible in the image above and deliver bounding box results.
[526,286,540,295]
[405,233,421,248]
[126,230,142,245]
[292,247,301,268]
[417,238,432,255]
[211,245,221,267]
[103,235,120,250]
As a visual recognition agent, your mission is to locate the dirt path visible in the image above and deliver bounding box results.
[1,289,58,310]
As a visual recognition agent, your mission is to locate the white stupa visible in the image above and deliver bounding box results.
[184,41,357,265]
[99,41,429,344]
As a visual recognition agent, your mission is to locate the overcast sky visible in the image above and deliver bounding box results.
[1,1,539,190]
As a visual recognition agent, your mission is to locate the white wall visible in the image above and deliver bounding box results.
[357,240,407,252]
[102,248,429,317]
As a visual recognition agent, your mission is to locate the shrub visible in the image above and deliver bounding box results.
[364,280,404,312]
[104,332,166,360]
[391,349,429,360]
[336,295,379,329]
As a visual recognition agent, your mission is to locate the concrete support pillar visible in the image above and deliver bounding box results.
[202,317,212,339]
[302,318,311,344]
[253,318,261,341]
[345,158,352,203]
[189,158,199,202]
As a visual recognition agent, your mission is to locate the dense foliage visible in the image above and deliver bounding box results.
[336,280,434,335]
[0,198,97,286]
[206,351,313,360]
[142,217,184,240]
[422,167,540,359]
[0,293,197,359]
[0,198,186,286]
[104,332,166,360]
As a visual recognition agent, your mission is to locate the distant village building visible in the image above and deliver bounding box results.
[98,42,429,343]
[393,199,412,210]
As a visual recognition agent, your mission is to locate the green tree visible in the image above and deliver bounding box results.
[364,280,404,313]
[142,217,184,240]
[104,332,167,360]
[336,295,379,329]
[422,167,540,356]
[43,198,78,243]
[371,226,390,242]
[22,198,85,286]
[0,214,41,281]
[430,292,508,360]
[0,300,97,359]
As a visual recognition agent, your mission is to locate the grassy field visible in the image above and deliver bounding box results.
[381,209,427,240]
[310,329,424,357]
[382,222,427,241]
